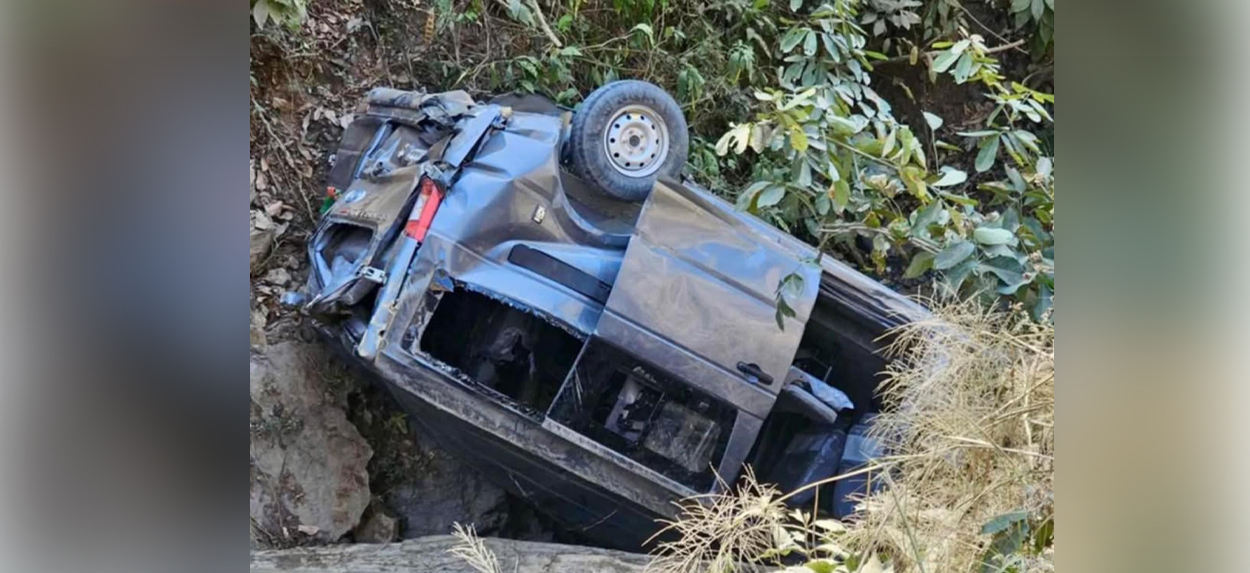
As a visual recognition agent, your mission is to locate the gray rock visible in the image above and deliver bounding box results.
[264,267,292,286]
[384,447,509,538]
[251,341,373,544]
[354,503,399,543]
[251,535,651,573]
[251,210,276,273]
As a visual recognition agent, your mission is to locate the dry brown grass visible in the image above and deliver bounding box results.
[647,468,790,573]
[843,299,1054,572]
[645,299,1053,573]
[448,522,502,573]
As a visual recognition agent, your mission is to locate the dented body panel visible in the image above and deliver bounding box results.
[296,88,927,550]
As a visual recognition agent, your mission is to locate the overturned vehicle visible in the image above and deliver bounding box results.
[287,81,928,550]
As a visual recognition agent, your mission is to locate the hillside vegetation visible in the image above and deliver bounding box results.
[250,0,1054,316]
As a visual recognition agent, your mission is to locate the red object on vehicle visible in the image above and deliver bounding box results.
[404,177,444,241]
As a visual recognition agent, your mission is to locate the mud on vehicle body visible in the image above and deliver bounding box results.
[287,82,928,550]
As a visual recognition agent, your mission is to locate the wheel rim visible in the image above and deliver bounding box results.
[603,105,669,177]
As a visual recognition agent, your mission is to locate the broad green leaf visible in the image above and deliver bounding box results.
[1013,130,1041,153]
[934,240,975,270]
[750,123,771,152]
[775,294,796,330]
[923,111,943,130]
[1001,207,1021,232]
[943,258,976,293]
[983,243,1017,259]
[716,123,752,156]
[252,0,272,27]
[900,165,929,200]
[904,251,935,278]
[1012,0,1031,12]
[795,156,812,187]
[881,129,897,156]
[1037,156,1053,178]
[977,256,1025,284]
[911,200,944,238]
[1022,216,1052,245]
[939,191,979,207]
[781,28,807,53]
[780,88,817,110]
[1032,0,1045,20]
[957,130,1000,137]
[931,49,960,73]
[789,126,809,152]
[791,0,804,11]
[975,135,1001,172]
[630,23,654,43]
[952,52,974,83]
[821,32,838,58]
[803,30,818,56]
[804,560,835,573]
[758,185,787,207]
[932,167,967,187]
[754,90,775,101]
[739,180,770,206]
[831,179,850,212]
[826,115,860,135]
[815,192,830,215]
[950,39,971,55]
[1006,167,1027,192]
[973,227,1015,245]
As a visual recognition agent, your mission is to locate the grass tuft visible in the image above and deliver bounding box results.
[647,468,791,573]
[846,298,1054,572]
[646,299,1054,573]
[448,522,502,573]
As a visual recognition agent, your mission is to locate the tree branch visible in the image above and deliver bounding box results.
[495,0,562,48]
[529,0,563,48]
[879,39,1027,65]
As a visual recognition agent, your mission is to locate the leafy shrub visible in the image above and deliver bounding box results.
[257,0,1055,316]
[716,1,1054,317]
[646,300,1054,573]
[251,0,308,30]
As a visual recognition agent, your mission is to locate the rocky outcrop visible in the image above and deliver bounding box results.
[251,536,650,573]
[251,341,372,544]
[342,383,517,540]
[383,448,511,539]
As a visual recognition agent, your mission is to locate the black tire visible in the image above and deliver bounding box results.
[567,80,689,202]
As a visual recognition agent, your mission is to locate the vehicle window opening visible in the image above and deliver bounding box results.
[745,282,894,511]
[791,289,890,415]
[314,223,373,277]
[418,288,582,415]
[548,339,736,492]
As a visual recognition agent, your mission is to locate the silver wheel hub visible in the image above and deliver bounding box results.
[604,105,669,177]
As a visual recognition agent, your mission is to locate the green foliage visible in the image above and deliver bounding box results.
[343,0,1055,315]
[978,509,1054,573]
[861,0,922,37]
[251,0,307,30]
[712,1,1054,316]
[1009,0,1055,56]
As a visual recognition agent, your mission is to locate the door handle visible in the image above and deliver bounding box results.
[736,362,773,386]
